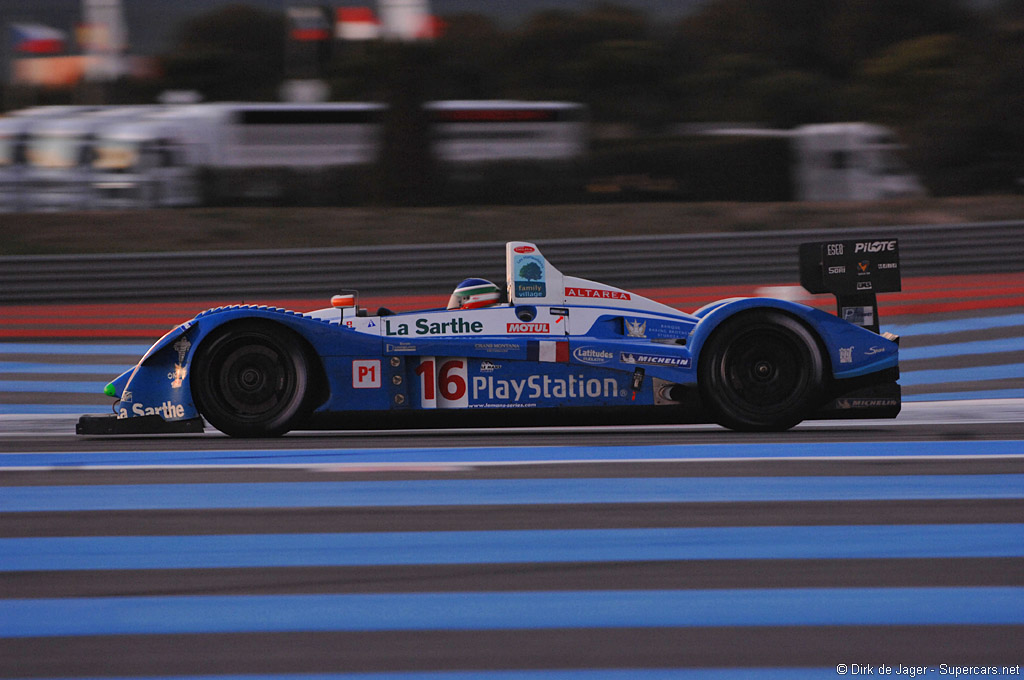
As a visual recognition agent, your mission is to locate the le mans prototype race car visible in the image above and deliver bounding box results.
[78,239,902,436]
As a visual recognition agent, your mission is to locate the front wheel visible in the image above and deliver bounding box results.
[698,310,825,431]
[191,321,314,437]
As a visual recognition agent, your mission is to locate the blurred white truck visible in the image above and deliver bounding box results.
[792,123,926,201]
[0,106,99,212]
[89,100,587,207]
[429,100,588,163]
[702,122,926,201]
[23,106,159,211]
[90,102,386,207]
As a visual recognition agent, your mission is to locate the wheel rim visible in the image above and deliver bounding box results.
[217,343,293,418]
[718,325,810,416]
[196,329,307,433]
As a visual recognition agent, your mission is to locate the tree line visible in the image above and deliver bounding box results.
[12,0,1024,196]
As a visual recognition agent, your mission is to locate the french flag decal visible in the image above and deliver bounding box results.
[528,340,569,363]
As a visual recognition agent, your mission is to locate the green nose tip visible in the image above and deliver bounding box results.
[104,383,117,398]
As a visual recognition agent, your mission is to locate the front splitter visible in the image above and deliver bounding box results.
[76,414,206,435]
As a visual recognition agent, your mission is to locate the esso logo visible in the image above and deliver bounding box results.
[514,245,535,253]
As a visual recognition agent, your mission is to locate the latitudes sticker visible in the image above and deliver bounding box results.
[573,346,615,365]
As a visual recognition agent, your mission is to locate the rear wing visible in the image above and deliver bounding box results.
[799,238,901,334]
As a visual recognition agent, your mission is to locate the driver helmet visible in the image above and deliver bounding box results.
[447,278,502,310]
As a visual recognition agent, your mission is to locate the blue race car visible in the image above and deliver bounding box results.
[77,240,901,436]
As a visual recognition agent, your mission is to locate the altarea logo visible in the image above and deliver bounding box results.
[507,322,550,333]
[565,287,630,300]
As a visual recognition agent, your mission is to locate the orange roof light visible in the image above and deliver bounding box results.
[331,294,356,308]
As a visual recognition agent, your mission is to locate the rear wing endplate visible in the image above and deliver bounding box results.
[799,238,901,334]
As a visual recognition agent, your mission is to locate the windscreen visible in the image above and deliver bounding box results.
[26,135,81,168]
[92,139,140,170]
[0,135,15,166]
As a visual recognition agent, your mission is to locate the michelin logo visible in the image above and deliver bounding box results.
[620,352,691,368]
[837,398,899,409]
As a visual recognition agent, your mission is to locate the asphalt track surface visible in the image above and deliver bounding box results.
[2,288,1024,677]
[3,409,1024,678]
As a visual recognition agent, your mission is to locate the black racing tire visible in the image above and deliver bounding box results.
[697,309,826,431]
[191,321,314,437]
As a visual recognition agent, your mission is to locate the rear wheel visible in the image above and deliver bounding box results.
[192,321,313,437]
[698,310,825,431]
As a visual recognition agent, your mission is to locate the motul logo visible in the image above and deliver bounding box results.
[513,245,535,253]
[854,240,897,253]
[507,322,550,333]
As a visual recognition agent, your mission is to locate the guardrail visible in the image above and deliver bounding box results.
[2,221,1022,304]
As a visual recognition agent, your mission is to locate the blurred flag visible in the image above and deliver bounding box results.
[10,23,67,54]
[75,23,111,52]
[335,7,381,41]
[287,7,331,41]
[378,0,443,41]
[417,14,446,40]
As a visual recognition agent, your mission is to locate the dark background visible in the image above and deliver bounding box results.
[2,0,1022,197]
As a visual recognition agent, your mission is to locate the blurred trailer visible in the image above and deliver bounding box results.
[23,105,160,211]
[90,100,587,208]
[704,122,926,202]
[792,123,926,201]
[91,106,207,208]
[91,102,386,207]
[428,100,589,202]
[429,100,588,162]
[0,106,99,212]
